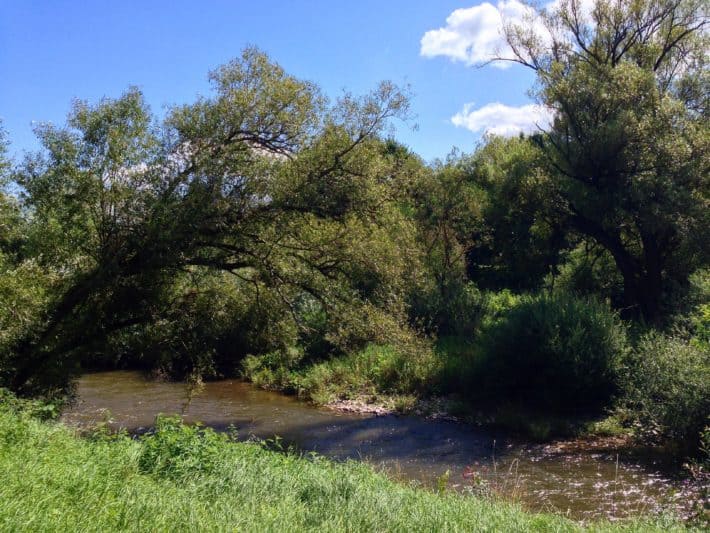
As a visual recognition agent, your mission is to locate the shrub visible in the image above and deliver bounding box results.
[241,347,304,392]
[0,256,61,389]
[619,332,709,451]
[431,336,478,395]
[108,272,300,380]
[410,280,487,336]
[687,269,710,350]
[480,289,523,328]
[0,387,65,421]
[312,343,435,395]
[471,292,628,412]
[690,303,710,350]
[138,415,230,480]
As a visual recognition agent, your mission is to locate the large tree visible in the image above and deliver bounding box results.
[6,48,418,393]
[502,0,709,321]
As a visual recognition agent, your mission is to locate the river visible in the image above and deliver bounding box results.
[62,371,703,522]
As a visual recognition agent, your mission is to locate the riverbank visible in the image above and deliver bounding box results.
[56,372,709,523]
[242,335,708,458]
[0,401,695,532]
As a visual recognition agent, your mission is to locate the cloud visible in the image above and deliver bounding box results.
[451,102,553,136]
[420,0,538,68]
[420,0,596,67]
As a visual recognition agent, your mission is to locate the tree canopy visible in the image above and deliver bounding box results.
[0,4,707,414]
[3,49,423,393]
[501,0,709,321]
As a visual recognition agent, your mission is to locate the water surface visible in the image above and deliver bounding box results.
[63,371,701,521]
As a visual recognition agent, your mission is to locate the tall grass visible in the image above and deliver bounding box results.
[0,405,686,532]
[243,343,437,405]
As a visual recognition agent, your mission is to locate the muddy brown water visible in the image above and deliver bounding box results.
[62,371,703,522]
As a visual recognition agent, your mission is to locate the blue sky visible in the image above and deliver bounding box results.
[0,0,544,163]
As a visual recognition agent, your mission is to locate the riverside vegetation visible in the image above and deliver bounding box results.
[0,0,708,529]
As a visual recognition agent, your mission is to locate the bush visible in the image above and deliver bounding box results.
[0,387,65,421]
[619,332,709,451]
[480,289,523,328]
[410,281,487,336]
[138,416,230,480]
[688,269,710,350]
[471,292,628,412]
[106,272,300,380]
[432,336,478,395]
[0,256,61,389]
[241,347,305,393]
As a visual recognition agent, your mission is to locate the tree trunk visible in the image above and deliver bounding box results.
[570,213,663,323]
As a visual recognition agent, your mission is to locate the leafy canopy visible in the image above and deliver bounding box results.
[5,48,422,393]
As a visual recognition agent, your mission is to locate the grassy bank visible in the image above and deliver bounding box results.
[0,404,690,532]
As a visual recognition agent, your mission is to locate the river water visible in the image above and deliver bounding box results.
[62,371,702,522]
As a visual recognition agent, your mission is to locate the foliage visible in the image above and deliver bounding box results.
[0,387,65,421]
[432,291,523,397]
[410,280,486,336]
[471,293,628,412]
[467,136,567,292]
[501,0,710,321]
[0,257,61,388]
[430,335,479,397]
[101,271,300,379]
[619,332,709,451]
[138,416,231,480]
[690,303,710,350]
[244,341,437,405]
[549,243,625,308]
[4,48,420,394]
[687,269,710,350]
[479,289,524,328]
[408,152,485,333]
[242,347,306,393]
[301,342,437,401]
[0,193,25,259]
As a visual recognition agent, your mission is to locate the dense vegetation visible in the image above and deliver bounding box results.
[0,398,691,532]
[0,0,708,499]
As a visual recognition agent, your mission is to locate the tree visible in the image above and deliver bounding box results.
[502,0,709,321]
[0,122,8,178]
[0,123,21,256]
[6,48,417,393]
[407,151,485,333]
[467,135,568,291]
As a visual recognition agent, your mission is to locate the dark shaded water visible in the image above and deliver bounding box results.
[63,371,702,521]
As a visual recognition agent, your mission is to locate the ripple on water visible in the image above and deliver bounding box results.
[63,371,706,522]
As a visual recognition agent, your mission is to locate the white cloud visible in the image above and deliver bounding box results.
[420,0,596,67]
[451,102,553,136]
[420,0,539,68]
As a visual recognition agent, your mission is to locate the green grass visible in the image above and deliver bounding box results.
[243,343,438,406]
[0,406,690,532]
